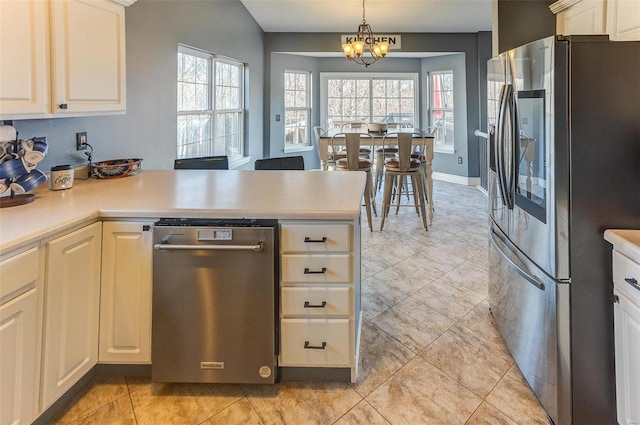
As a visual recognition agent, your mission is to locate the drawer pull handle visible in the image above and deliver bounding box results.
[304,237,327,243]
[304,301,327,308]
[625,278,640,291]
[304,267,327,274]
[304,341,327,350]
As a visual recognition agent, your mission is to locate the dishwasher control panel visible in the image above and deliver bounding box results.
[197,228,232,241]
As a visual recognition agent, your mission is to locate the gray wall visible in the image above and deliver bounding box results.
[10,0,265,171]
[265,32,491,178]
[497,0,555,53]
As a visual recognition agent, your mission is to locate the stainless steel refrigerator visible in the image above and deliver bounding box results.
[487,35,640,424]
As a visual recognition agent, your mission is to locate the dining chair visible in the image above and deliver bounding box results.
[314,126,345,169]
[254,156,305,170]
[379,132,427,231]
[331,132,377,231]
[173,155,229,170]
[411,126,436,208]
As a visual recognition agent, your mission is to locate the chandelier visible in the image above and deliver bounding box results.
[342,0,389,67]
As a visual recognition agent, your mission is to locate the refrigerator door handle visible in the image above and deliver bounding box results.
[502,84,516,209]
[490,228,545,291]
[496,84,510,206]
[508,87,519,206]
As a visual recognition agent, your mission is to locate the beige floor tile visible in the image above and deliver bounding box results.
[124,376,151,394]
[370,297,455,353]
[61,395,136,425]
[246,381,362,425]
[465,402,518,425]
[485,365,550,425]
[201,398,263,425]
[361,276,407,319]
[420,324,513,398]
[372,255,441,295]
[366,356,482,425]
[414,245,467,276]
[411,278,485,320]
[51,376,129,424]
[334,400,391,425]
[129,382,244,425]
[351,321,415,397]
[440,259,489,296]
[457,300,504,346]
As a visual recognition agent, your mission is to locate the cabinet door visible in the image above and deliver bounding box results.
[49,0,126,113]
[0,0,49,117]
[556,0,607,35]
[41,222,102,411]
[614,286,640,425]
[0,247,41,425]
[99,221,153,363]
[607,0,640,40]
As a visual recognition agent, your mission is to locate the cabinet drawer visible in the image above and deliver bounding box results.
[281,223,350,253]
[613,251,640,297]
[280,319,350,366]
[282,254,351,283]
[0,247,39,305]
[282,287,350,316]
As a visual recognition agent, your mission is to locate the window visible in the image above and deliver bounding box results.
[428,71,454,151]
[320,73,418,128]
[177,46,244,161]
[284,71,311,148]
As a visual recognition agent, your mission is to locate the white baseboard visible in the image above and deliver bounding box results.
[432,172,481,186]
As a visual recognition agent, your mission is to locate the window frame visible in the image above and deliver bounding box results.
[177,45,246,165]
[320,72,419,130]
[428,70,455,154]
[284,70,312,151]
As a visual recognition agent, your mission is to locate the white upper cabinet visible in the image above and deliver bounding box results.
[550,0,640,40]
[0,0,127,119]
[50,0,126,114]
[0,0,50,116]
[606,0,640,41]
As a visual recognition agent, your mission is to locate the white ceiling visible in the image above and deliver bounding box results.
[239,0,493,33]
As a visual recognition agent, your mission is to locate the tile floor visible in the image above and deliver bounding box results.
[49,181,550,425]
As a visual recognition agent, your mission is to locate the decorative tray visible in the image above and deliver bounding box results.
[91,158,143,179]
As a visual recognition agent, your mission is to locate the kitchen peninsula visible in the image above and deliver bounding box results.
[0,170,366,424]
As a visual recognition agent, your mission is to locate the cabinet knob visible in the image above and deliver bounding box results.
[59,104,68,110]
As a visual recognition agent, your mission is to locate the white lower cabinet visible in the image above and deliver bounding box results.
[41,222,102,411]
[0,246,42,425]
[279,221,360,381]
[99,221,153,363]
[280,319,350,366]
[613,250,640,425]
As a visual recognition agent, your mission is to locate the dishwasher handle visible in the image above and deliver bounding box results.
[154,240,264,252]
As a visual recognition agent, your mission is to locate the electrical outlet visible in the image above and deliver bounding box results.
[275,114,281,122]
[457,156,463,164]
[76,132,87,150]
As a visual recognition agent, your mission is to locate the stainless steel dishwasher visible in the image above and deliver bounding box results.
[152,218,278,384]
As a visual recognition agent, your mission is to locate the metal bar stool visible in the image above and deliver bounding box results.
[331,132,377,231]
[379,132,427,231]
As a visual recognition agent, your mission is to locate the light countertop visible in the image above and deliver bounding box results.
[604,229,640,264]
[0,170,366,256]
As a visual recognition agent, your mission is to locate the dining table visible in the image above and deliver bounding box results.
[318,127,435,224]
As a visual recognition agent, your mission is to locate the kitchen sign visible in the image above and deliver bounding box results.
[341,34,401,50]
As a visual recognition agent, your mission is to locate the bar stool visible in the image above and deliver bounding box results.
[379,132,427,231]
[331,132,377,231]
